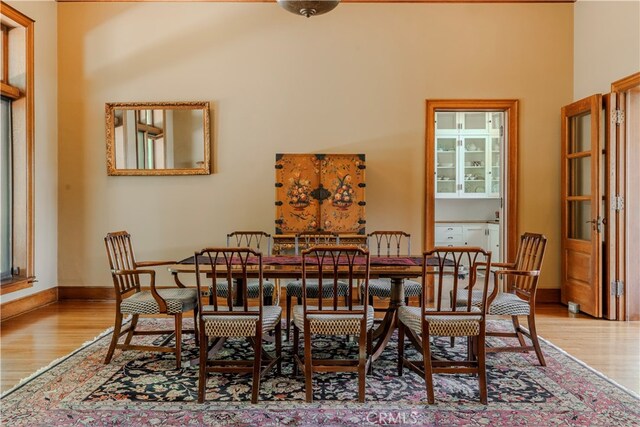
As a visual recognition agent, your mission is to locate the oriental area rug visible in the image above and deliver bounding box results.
[1,319,638,426]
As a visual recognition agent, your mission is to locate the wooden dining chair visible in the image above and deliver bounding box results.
[195,248,282,404]
[285,231,347,339]
[454,233,548,365]
[103,231,198,370]
[365,231,422,310]
[210,231,276,305]
[398,247,492,404]
[292,245,373,403]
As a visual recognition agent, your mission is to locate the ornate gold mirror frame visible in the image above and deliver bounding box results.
[105,101,211,176]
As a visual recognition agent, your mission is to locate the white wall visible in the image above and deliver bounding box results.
[1,0,58,304]
[574,0,640,99]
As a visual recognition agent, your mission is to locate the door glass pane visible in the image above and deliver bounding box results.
[569,200,591,241]
[436,112,456,130]
[570,112,591,153]
[436,137,457,193]
[490,112,503,131]
[463,112,486,130]
[490,137,500,193]
[569,156,591,196]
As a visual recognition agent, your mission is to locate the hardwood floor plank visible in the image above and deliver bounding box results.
[1,300,638,395]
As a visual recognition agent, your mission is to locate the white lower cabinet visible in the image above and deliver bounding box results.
[435,223,500,262]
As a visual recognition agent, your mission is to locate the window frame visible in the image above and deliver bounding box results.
[0,2,34,295]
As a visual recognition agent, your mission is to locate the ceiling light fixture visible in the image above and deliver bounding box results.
[277,0,340,18]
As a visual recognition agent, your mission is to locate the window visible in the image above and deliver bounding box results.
[1,96,12,280]
[1,3,34,295]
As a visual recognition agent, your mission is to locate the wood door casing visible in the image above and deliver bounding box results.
[425,100,518,260]
[560,95,602,318]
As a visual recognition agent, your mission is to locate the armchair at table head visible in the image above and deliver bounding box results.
[103,230,198,370]
[453,232,548,365]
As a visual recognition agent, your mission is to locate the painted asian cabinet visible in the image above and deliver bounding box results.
[275,154,366,235]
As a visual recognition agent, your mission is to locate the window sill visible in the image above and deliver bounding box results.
[1,276,35,296]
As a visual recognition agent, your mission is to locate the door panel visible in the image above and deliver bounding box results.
[561,95,602,318]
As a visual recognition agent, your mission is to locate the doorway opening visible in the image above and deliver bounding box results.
[424,100,519,301]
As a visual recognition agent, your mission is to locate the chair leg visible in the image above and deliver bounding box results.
[276,320,282,375]
[174,313,182,370]
[467,336,475,361]
[197,326,207,403]
[304,329,313,403]
[423,328,435,404]
[251,332,263,404]
[477,326,488,404]
[123,314,138,346]
[285,295,292,341]
[292,324,300,377]
[367,329,373,375]
[527,313,546,366]
[104,311,123,364]
[397,322,405,376]
[512,315,527,347]
[193,307,200,346]
[358,329,367,403]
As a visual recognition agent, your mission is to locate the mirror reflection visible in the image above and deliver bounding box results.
[106,101,210,175]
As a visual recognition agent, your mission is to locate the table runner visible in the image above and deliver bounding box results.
[179,255,425,266]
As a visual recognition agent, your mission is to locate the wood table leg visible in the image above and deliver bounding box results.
[370,277,405,363]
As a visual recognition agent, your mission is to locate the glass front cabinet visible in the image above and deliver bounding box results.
[435,112,502,199]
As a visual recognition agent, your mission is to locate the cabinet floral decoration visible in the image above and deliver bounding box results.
[275,154,366,234]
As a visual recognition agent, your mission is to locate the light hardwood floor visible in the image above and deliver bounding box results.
[1,301,639,394]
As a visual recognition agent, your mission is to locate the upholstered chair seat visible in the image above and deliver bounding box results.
[120,288,198,315]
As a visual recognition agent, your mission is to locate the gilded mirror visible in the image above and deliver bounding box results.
[106,101,211,175]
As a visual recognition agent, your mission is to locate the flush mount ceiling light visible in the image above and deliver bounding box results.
[277,0,340,18]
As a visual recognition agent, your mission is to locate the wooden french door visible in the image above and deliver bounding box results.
[561,95,603,318]
[611,72,640,321]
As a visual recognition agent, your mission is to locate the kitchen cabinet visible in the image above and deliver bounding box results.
[435,222,501,262]
[434,112,501,199]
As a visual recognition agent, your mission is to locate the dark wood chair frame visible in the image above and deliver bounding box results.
[292,245,373,403]
[104,231,197,370]
[366,230,420,308]
[285,231,342,339]
[485,233,547,365]
[225,231,274,305]
[195,248,282,404]
[398,247,492,404]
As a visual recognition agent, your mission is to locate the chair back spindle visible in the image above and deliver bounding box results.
[301,245,368,319]
[195,248,263,318]
[295,231,340,255]
[105,231,140,296]
[227,231,271,255]
[509,233,547,298]
[367,231,411,257]
[425,247,492,315]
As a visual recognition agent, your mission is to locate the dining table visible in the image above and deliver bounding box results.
[169,254,428,363]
